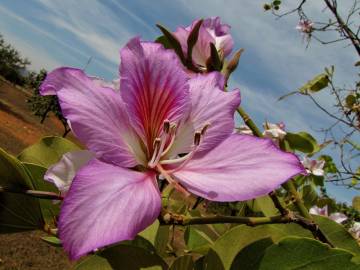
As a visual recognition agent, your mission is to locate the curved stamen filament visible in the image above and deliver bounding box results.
[161,124,177,157]
[156,164,190,197]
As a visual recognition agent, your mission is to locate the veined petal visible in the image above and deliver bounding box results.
[172,134,305,202]
[166,72,240,157]
[40,68,146,167]
[58,159,161,260]
[120,38,190,155]
[44,150,94,195]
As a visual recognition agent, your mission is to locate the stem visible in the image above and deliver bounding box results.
[160,211,291,226]
[236,107,262,137]
[0,186,63,200]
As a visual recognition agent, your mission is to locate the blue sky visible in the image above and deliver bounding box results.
[0,0,358,203]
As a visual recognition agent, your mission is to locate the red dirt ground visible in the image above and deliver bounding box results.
[0,79,74,269]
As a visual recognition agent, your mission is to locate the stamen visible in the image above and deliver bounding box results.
[156,164,190,197]
[161,124,177,157]
[148,138,162,168]
[201,123,211,135]
[163,119,170,133]
[194,131,201,146]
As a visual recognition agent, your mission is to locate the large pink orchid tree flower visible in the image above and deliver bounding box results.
[174,17,234,70]
[40,37,304,259]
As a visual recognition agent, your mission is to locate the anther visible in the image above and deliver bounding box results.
[201,123,211,135]
[163,120,170,133]
[153,138,161,149]
[194,131,201,146]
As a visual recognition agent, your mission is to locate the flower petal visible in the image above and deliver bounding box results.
[166,72,240,157]
[120,38,190,155]
[40,68,146,167]
[44,150,94,195]
[329,212,347,224]
[58,159,161,260]
[172,134,305,202]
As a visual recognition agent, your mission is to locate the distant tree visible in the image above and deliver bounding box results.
[26,69,70,137]
[0,34,30,85]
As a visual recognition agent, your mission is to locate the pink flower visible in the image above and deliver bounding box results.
[296,19,314,34]
[349,222,360,239]
[302,157,325,176]
[309,205,347,224]
[262,122,286,146]
[40,37,304,259]
[174,17,234,70]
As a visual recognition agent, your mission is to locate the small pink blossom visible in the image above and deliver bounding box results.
[174,17,234,70]
[309,205,347,224]
[349,222,360,239]
[302,157,325,176]
[262,122,286,146]
[296,19,314,34]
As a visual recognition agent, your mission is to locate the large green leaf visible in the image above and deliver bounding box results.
[230,238,274,270]
[170,255,194,270]
[258,237,359,270]
[184,226,215,254]
[0,148,44,233]
[73,243,167,270]
[139,219,170,256]
[17,136,80,168]
[212,223,312,270]
[313,215,360,256]
[22,162,60,226]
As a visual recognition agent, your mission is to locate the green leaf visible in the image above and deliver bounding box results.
[301,184,318,208]
[212,223,312,270]
[258,237,359,270]
[230,238,274,270]
[299,73,329,94]
[285,132,319,153]
[0,148,44,233]
[352,196,360,211]
[346,94,357,109]
[247,195,279,216]
[319,155,338,174]
[17,136,80,168]
[22,162,60,226]
[73,243,167,270]
[41,236,62,247]
[184,226,215,254]
[201,249,225,270]
[140,219,160,245]
[313,215,360,256]
[170,255,194,270]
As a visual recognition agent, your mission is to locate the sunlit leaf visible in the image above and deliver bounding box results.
[17,136,81,168]
[299,73,329,94]
[0,148,44,233]
[212,223,312,269]
[258,237,359,270]
[285,132,319,153]
[313,215,360,257]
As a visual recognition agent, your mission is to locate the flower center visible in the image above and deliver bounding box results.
[147,119,210,196]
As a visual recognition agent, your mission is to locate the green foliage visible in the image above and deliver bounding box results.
[284,131,319,154]
[257,237,359,270]
[18,136,80,168]
[299,73,329,94]
[73,238,168,270]
[353,196,360,211]
[170,255,194,270]
[313,215,360,257]
[0,148,44,233]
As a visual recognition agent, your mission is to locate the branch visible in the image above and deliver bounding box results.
[0,186,63,200]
